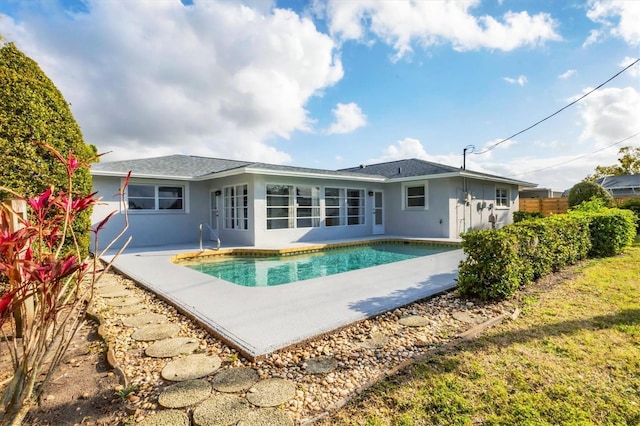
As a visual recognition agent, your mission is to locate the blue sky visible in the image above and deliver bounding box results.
[0,0,638,191]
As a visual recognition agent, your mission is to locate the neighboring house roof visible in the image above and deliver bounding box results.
[91,155,535,187]
[596,174,640,195]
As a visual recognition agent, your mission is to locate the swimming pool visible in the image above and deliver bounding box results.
[180,243,457,287]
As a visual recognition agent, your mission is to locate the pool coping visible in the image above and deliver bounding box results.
[102,236,465,360]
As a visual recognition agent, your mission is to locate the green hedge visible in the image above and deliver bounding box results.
[457,207,635,300]
[619,198,640,232]
[513,211,544,223]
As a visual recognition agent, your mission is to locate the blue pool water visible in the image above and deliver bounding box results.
[183,243,456,287]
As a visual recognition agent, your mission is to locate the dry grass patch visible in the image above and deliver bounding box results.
[321,247,640,425]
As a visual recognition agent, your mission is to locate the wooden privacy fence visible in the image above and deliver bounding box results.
[520,196,639,216]
[520,198,569,216]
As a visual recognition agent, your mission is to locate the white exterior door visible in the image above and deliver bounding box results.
[373,191,384,235]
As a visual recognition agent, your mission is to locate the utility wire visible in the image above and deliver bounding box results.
[473,57,640,155]
[513,131,640,177]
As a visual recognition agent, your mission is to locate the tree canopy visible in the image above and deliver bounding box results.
[587,146,640,180]
[0,41,97,256]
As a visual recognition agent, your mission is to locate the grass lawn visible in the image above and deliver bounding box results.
[321,244,640,425]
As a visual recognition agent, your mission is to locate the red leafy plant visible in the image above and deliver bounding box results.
[0,143,130,426]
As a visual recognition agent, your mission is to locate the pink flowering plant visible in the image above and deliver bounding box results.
[0,143,130,426]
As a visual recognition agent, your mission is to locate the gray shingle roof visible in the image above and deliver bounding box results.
[91,155,534,186]
[92,155,252,178]
[340,158,459,178]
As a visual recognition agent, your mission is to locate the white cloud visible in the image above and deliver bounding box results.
[366,137,462,169]
[586,0,640,46]
[323,0,560,59]
[558,69,576,79]
[326,102,367,134]
[0,1,343,163]
[576,86,640,147]
[620,56,640,78]
[503,75,528,86]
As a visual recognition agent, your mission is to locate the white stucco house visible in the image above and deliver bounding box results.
[90,156,536,249]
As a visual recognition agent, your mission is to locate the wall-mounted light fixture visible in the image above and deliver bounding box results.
[368,191,374,196]
[214,190,222,196]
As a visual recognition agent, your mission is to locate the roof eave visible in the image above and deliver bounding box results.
[91,170,194,181]
[386,171,537,187]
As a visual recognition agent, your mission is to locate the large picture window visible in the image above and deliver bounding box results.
[403,182,428,210]
[324,187,365,226]
[267,184,320,229]
[128,184,184,211]
[224,184,248,230]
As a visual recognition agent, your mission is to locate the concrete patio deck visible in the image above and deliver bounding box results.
[102,237,465,359]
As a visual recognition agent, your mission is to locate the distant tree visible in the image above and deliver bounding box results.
[0,40,97,257]
[567,181,616,209]
[587,147,640,181]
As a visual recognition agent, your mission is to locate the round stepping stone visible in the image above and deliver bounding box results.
[132,323,180,342]
[96,284,127,294]
[399,315,431,327]
[357,332,389,350]
[211,367,259,393]
[146,337,200,358]
[158,379,212,408]
[246,378,296,407]
[161,354,222,381]
[104,296,142,307]
[193,394,252,426]
[116,304,147,315]
[241,409,294,426]
[99,290,132,298]
[95,278,121,288]
[122,313,168,328]
[305,357,337,374]
[137,409,189,426]
[452,311,480,324]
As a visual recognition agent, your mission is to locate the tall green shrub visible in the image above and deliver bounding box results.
[0,42,97,257]
[567,181,616,208]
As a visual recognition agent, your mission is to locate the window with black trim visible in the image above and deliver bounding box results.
[128,184,184,211]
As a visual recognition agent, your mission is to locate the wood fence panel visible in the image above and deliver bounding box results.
[520,196,640,216]
[520,197,568,216]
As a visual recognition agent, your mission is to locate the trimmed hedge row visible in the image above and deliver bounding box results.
[457,206,636,300]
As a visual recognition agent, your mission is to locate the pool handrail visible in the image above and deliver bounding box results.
[199,223,221,251]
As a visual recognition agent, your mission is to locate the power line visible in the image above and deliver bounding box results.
[473,57,640,156]
[513,131,640,177]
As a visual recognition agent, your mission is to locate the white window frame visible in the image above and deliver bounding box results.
[402,181,428,210]
[495,186,510,209]
[223,184,248,230]
[324,187,365,227]
[266,184,321,230]
[125,180,188,213]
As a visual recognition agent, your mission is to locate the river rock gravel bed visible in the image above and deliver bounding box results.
[91,270,514,424]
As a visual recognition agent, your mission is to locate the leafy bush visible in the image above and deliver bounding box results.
[457,230,524,300]
[567,181,615,208]
[0,42,97,258]
[457,203,635,300]
[513,211,544,223]
[619,198,640,232]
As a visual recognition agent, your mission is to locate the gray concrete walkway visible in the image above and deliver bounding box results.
[102,238,465,359]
